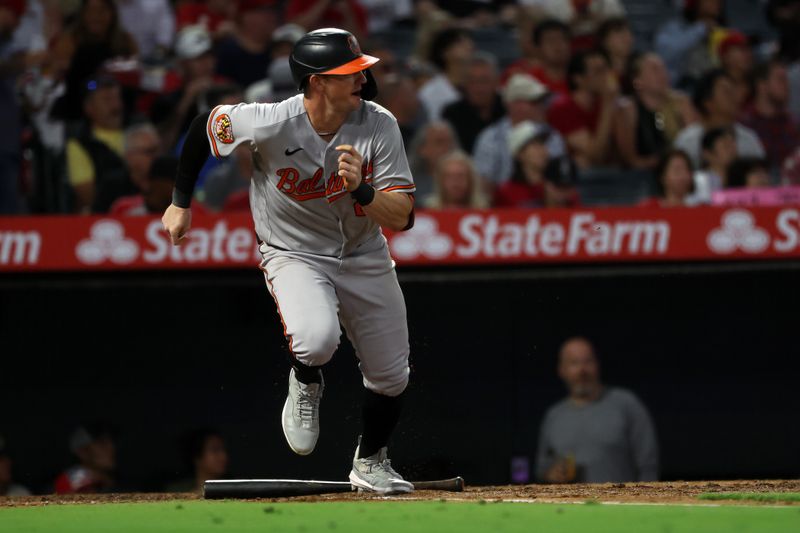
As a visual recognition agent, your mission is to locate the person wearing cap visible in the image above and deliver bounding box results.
[66,75,138,213]
[0,435,31,496]
[54,423,117,494]
[717,30,753,108]
[494,121,578,208]
[473,73,565,188]
[150,25,231,151]
[215,0,278,88]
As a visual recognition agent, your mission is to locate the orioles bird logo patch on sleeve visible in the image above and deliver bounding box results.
[214,114,234,144]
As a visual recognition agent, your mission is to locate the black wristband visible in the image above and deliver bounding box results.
[172,188,192,208]
[351,181,375,206]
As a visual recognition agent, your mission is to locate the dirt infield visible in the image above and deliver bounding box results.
[2,480,798,507]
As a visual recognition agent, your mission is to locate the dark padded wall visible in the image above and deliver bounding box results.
[1,263,798,491]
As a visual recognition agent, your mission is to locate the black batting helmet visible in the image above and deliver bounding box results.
[289,28,379,100]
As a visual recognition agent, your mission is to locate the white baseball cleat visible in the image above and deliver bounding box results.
[349,444,414,495]
[281,368,323,455]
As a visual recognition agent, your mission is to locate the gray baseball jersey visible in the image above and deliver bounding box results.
[205,95,414,396]
[207,95,415,257]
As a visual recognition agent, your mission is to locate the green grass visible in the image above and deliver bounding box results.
[698,492,800,503]
[1,500,799,533]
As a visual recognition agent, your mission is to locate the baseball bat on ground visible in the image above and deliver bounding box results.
[203,477,465,499]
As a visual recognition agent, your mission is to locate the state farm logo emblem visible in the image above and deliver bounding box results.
[76,220,139,264]
[707,209,769,254]
[390,215,452,260]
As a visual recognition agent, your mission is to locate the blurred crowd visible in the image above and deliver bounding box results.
[2,0,800,216]
[0,425,229,495]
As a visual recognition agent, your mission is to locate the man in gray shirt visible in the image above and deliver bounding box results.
[536,337,659,483]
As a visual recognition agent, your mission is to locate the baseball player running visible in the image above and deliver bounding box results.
[162,29,416,494]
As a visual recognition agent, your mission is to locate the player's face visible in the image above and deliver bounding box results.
[319,71,368,112]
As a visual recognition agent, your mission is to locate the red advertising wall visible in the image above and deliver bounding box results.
[2,206,800,272]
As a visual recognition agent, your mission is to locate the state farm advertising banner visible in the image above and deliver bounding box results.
[2,206,800,272]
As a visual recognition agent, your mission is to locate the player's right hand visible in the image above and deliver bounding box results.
[162,204,192,245]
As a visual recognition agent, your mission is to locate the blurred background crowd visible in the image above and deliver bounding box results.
[2,0,800,217]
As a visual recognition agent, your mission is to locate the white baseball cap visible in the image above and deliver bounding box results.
[508,120,551,155]
[503,73,549,104]
[175,25,212,60]
[272,23,306,45]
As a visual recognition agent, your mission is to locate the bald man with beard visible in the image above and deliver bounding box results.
[535,337,659,484]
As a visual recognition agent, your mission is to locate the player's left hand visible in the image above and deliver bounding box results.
[336,145,363,192]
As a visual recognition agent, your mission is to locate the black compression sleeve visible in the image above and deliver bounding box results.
[172,111,212,208]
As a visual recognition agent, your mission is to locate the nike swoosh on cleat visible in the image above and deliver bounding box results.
[285,147,304,155]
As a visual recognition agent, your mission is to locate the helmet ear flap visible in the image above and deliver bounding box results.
[361,69,378,101]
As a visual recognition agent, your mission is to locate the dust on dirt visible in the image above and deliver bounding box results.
[2,480,798,507]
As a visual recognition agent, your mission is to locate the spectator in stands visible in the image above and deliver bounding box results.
[673,69,765,168]
[0,0,28,214]
[503,19,570,97]
[67,75,137,213]
[442,52,505,153]
[362,38,397,90]
[376,73,426,147]
[691,126,737,204]
[474,74,565,188]
[727,157,772,188]
[521,0,626,51]
[417,27,474,120]
[615,53,696,170]
[110,155,179,215]
[740,59,800,171]
[0,435,31,496]
[151,25,221,150]
[176,0,237,41]
[655,0,726,89]
[717,31,753,109]
[202,144,254,211]
[285,0,368,41]
[122,122,160,193]
[547,49,619,169]
[767,0,800,121]
[597,17,634,85]
[494,121,553,207]
[423,151,489,209]
[536,337,659,484]
[55,422,117,494]
[359,0,413,34]
[781,146,800,185]
[408,120,458,199]
[167,429,229,492]
[215,0,277,88]
[116,0,175,61]
[50,0,138,122]
[542,155,581,208]
[640,149,696,207]
[270,22,305,63]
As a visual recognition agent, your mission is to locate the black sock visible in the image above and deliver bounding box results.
[292,362,322,384]
[358,389,404,459]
